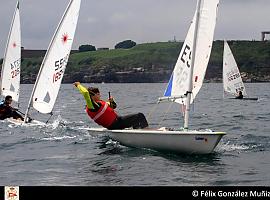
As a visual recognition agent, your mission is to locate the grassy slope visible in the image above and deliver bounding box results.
[67,42,182,73]
[19,40,270,80]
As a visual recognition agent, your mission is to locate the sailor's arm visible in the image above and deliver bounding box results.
[73,82,95,109]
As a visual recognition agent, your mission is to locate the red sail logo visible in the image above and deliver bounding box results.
[62,33,69,44]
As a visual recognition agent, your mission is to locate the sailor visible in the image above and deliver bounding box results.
[0,95,24,120]
[73,82,149,130]
[235,91,243,99]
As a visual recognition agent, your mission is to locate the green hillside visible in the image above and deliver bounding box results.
[67,42,181,74]
[19,40,270,83]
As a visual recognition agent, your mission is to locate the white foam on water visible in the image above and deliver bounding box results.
[105,139,119,145]
[47,115,68,130]
[41,135,76,141]
[8,124,15,128]
[216,141,250,153]
[46,115,87,130]
[75,127,92,131]
[6,119,46,128]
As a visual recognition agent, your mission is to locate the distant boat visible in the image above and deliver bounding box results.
[0,1,21,103]
[89,0,225,154]
[223,41,258,101]
[21,0,81,125]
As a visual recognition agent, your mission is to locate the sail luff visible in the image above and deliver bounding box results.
[223,40,226,94]
[184,0,202,130]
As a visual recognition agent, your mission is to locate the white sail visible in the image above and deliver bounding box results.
[0,1,21,102]
[223,41,247,96]
[164,0,219,104]
[26,0,81,114]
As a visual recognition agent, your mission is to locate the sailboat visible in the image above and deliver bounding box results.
[0,1,21,104]
[223,41,258,100]
[0,1,28,125]
[7,0,81,126]
[89,0,225,154]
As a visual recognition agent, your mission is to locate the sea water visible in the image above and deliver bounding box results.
[0,83,269,185]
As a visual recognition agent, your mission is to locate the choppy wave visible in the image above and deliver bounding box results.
[216,141,250,153]
[41,135,77,141]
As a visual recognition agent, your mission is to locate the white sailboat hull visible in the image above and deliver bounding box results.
[229,97,258,101]
[88,128,225,154]
[78,0,224,155]
[6,118,46,126]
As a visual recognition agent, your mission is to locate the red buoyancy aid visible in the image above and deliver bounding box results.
[86,100,118,128]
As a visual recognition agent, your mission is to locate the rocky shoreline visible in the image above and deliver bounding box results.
[20,69,270,84]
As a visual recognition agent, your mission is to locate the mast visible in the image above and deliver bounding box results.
[223,40,226,99]
[23,0,74,123]
[184,0,202,129]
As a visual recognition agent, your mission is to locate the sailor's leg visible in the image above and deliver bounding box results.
[134,113,148,129]
[108,116,133,130]
[12,111,24,121]
[119,113,148,129]
[108,113,149,130]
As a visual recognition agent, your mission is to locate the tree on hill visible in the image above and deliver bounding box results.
[0,59,3,65]
[79,44,96,52]
[115,40,136,49]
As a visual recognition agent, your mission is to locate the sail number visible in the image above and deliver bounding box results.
[228,73,240,81]
[10,59,20,79]
[174,44,192,88]
[227,69,240,82]
[53,54,69,83]
[234,82,245,93]
[180,44,192,68]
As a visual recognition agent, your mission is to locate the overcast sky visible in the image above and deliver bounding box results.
[0,0,270,56]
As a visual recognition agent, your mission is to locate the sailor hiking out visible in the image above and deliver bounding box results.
[0,95,23,121]
[73,82,148,130]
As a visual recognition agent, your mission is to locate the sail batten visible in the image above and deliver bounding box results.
[0,1,21,102]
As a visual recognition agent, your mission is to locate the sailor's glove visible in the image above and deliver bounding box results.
[108,97,114,102]
[108,97,117,109]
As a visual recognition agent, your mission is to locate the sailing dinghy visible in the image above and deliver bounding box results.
[223,41,258,101]
[88,0,225,154]
[11,0,81,126]
[0,1,30,124]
